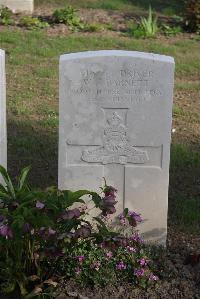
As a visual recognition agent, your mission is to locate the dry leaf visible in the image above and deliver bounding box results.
[33,287,43,294]
[28,275,40,281]
[44,279,58,287]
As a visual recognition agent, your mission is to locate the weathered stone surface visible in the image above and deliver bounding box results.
[0,0,33,13]
[59,50,175,245]
[0,50,7,178]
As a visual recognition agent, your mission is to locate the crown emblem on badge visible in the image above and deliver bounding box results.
[81,112,149,165]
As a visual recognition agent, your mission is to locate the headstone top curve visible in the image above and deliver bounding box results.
[0,49,5,56]
[60,50,174,64]
[0,0,33,13]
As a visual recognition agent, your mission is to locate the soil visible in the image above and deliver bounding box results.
[0,230,199,299]
[52,229,200,299]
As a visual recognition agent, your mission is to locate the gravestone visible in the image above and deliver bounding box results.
[59,50,175,244]
[0,0,33,13]
[0,50,7,177]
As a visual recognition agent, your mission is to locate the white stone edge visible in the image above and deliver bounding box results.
[0,49,7,169]
[60,50,174,64]
[0,49,5,57]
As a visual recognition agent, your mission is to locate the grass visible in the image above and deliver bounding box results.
[34,0,185,15]
[0,0,200,233]
[173,105,183,116]
[171,144,200,173]
[84,0,136,11]
[133,0,185,15]
[169,194,200,233]
[175,81,200,92]
[35,0,143,12]
[169,144,200,232]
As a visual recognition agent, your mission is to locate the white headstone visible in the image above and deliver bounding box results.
[0,0,33,13]
[59,50,175,245]
[0,50,7,176]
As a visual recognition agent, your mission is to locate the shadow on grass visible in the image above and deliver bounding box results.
[7,118,200,233]
[130,0,186,14]
[34,0,185,14]
[169,144,200,233]
[7,118,58,189]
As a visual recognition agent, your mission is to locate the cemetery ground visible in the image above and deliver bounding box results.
[0,1,200,298]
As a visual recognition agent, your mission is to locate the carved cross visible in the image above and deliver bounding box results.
[66,109,162,212]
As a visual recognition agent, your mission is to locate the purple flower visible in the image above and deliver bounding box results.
[101,204,116,216]
[119,210,142,227]
[60,208,81,221]
[128,211,142,223]
[130,233,144,244]
[104,186,117,198]
[0,225,13,238]
[38,227,46,236]
[105,251,113,259]
[73,208,81,218]
[0,215,5,223]
[149,273,158,281]
[91,261,101,271]
[127,211,143,227]
[126,246,136,253]
[48,228,56,236]
[116,261,126,270]
[75,267,81,275]
[103,195,117,206]
[138,258,147,266]
[134,268,145,277]
[120,218,126,225]
[100,185,118,216]
[23,223,30,233]
[75,255,85,263]
[75,225,91,238]
[118,213,127,226]
[61,210,74,220]
[36,201,45,209]
[38,227,56,239]
[113,236,128,248]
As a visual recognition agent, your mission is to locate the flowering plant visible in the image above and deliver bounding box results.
[0,166,158,297]
[61,230,158,288]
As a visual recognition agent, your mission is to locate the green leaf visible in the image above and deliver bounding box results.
[61,189,90,207]
[0,165,16,199]
[0,208,9,216]
[18,166,31,191]
[124,208,128,216]
[0,190,10,200]
[70,190,91,200]
[91,192,102,208]
[1,281,16,294]
[0,183,9,194]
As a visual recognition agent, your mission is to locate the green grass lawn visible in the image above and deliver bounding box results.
[0,0,199,234]
[35,0,141,12]
[35,0,185,15]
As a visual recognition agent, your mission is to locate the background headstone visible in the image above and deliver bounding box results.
[0,50,7,177]
[0,0,33,13]
[59,50,175,244]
